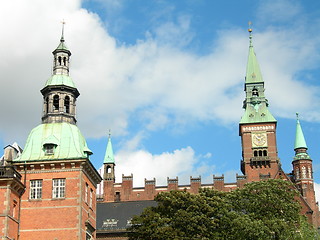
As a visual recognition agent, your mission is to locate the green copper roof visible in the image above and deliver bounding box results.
[240,104,276,124]
[104,136,115,164]
[53,35,70,53]
[246,33,263,84]
[45,75,76,88]
[294,113,307,150]
[15,123,92,162]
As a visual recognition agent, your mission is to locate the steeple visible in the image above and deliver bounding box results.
[104,133,115,164]
[294,113,308,150]
[41,23,79,125]
[103,132,115,181]
[240,26,276,124]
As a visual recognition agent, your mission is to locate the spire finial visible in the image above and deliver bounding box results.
[61,19,66,42]
[248,21,253,47]
[108,129,111,139]
[296,112,299,121]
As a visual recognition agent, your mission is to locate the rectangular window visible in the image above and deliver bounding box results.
[30,180,42,199]
[89,188,93,208]
[85,183,88,203]
[52,178,66,198]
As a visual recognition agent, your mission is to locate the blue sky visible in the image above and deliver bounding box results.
[1,0,320,194]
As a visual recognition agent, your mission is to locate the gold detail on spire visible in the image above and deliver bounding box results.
[248,21,252,33]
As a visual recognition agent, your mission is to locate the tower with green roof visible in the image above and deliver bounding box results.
[292,113,317,223]
[239,27,280,182]
[12,27,102,240]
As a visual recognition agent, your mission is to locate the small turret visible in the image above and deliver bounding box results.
[103,133,115,182]
[292,113,312,182]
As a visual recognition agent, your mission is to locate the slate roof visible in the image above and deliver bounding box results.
[96,200,157,231]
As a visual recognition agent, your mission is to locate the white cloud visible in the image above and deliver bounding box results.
[115,146,198,186]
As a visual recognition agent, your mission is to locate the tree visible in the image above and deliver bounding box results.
[128,179,319,240]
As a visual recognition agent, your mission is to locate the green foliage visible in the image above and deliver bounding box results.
[128,179,319,240]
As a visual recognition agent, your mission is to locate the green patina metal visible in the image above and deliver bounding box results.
[294,113,307,150]
[104,136,115,164]
[245,33,263,84]
[240,30,276,124]
[45,74,76,88]
[15,123,92,162]
[52,34,71,55]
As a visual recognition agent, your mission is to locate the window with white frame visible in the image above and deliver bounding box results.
[52,178,66,198]
[30,180,42,199]
[90,188,93,208]
[85,183,88,203]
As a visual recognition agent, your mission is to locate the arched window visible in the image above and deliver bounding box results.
[58,56,62,65]
[302,166,307,179]
[53,95,59,111]
[64,96,70,113]
[263,150,267,156]
[295,168,300,180]
[106,166,112,173]
[45,97,49,113]
[252,88,259,97]
[258,150,262,157]
[254,150,258,157]
[63,57,67,66]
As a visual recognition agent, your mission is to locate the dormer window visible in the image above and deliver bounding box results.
[44,144,56,155]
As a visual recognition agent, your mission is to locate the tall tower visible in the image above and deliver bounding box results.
[13,27,102,240]
[239,27,279,182]
[292,113,318,226]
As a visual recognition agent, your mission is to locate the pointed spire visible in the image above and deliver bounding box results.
[245,23,263,84]
[294,113,308,150]
[240,24,276,124]
[104,131,115,164]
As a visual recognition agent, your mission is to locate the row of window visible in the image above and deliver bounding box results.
[55,56,68,66]
[46,95,71,113]
[30,179,65,199]
[30,179,95,208]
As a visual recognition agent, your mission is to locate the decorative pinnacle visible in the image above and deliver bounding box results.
[108,129,111,139]
[296,112,299,120]
[61,19,66,42]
